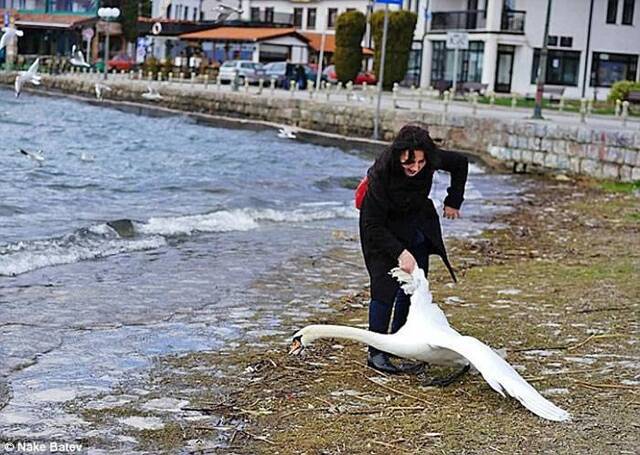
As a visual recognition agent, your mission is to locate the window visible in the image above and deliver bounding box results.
[559,36,573,47]
[547,35,558,46]
[193,8,198,21]
[293,8,303,27]
[431,41,484,84]
[250,7,260,21]
[622,0,635,24]
[307,8,317,29]
[591,52,638,86]
[531,49,581,86]
[327,8,338,29]
[607,0,618,23]
[166,4,171,18]
[265,7,274,23]
[184,6,189,20]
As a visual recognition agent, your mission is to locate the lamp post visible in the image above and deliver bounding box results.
[532,0,552,119]
[98,7,120,80]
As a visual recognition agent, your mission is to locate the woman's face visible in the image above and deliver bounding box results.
[399,150,426,177]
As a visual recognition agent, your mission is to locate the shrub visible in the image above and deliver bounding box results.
[608,80,640,102]
[334,10,366,83]
[371,9,417,90]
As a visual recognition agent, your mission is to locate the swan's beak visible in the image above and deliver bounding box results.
[289,338,304,355]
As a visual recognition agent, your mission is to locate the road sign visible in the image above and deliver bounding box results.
[3,11,9,27]
[82,27,94,41]
[446,32,469,50]
[375,0,403,4]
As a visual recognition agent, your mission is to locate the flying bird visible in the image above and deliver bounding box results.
[290,266,571,422]
[277,126,297,139]
[141,85,163,101]
[69,44,90,68]
[94,82,111,100]
[19,148,45,165]
[15,58,41,97]
[0,26,24,51]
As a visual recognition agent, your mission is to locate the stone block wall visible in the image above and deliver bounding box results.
[2,73,639,181]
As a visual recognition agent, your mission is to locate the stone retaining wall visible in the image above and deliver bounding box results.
[3,73,639,181]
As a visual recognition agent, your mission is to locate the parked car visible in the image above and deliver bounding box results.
[218,60,265,84]
[355,71,377,85]
[321,65,377,85]
[263,61,297,88]
[108,54,135,71]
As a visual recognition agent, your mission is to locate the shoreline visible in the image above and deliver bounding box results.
[60,173,640,453]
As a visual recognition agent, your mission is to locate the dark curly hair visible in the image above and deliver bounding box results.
[369,123,438,180]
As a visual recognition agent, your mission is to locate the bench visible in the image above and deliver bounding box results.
[626,90,640,103]
[525,86,565,103]
[459,81,488,96]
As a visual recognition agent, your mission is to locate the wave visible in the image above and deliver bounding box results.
[0,203,356,276]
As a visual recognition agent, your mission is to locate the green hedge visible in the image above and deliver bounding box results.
[334,10,366,83]
[371,9,417,90]
[608,80,640,102]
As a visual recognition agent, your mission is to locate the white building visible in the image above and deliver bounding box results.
[149,0,639,98]
[424,0,639,99]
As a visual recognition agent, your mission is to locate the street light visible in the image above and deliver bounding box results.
[97,7,120,80]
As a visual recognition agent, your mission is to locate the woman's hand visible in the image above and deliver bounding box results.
[398,249,416,273]
[443,206,461,220]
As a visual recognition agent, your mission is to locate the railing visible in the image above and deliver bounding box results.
[431,10,486,31]
[501,10,526,33]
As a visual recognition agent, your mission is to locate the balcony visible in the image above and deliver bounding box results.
[501,10,526,32]
[249,10,293,26]
[431,10,487,31]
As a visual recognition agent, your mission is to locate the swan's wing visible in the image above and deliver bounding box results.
[429,333,570,422]
[0,33,7,50]
[27,58,39,74]
[72,44,77,54]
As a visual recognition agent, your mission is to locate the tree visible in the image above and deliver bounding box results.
[334,10,366,84]
[119,0,152,43]
[371,9,417,89]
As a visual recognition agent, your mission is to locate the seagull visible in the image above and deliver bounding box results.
[69,44,90,68]
[141,85,163,101]
[290,266,571,422]
[0,26,24,51]
[15,58,41,97]
[80,152,95,162]
[19,148,45,165]
[94,82,112,101]
[277,126,297,139]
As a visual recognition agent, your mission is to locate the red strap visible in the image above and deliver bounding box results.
[354,176,369,210]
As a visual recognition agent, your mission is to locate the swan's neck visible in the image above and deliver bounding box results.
[304,325,394,353]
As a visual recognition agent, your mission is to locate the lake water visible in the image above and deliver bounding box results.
[0,88,521,448]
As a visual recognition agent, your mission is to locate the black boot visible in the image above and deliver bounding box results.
[367,351,401,374]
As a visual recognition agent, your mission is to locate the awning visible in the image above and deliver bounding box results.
[180,26,309,43]
[302,31,374,56]
[0,10,96,30]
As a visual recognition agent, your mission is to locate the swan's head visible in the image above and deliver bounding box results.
[289,326,319,355]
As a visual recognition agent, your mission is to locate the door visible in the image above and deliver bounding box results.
[495,45,515,93]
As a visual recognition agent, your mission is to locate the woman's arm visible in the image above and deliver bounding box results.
[435,149,469,210]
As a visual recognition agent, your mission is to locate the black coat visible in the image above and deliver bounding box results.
[359,148,468,305]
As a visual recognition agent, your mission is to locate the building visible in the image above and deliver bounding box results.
[424,0,640,99]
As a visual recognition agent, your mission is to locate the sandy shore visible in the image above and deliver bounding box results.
[68,173,639,454]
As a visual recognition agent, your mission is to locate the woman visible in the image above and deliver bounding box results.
[359,123,468,373]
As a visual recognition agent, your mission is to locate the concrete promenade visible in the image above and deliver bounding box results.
[2,70,640,181]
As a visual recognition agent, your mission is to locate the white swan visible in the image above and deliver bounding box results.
[15,58,41,97]
[19,148,45,164]
[290,267,570,422]
[277,126,297,139]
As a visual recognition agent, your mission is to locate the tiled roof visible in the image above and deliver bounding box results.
[302,31,374,56]
[0,9,95,28]
[181,26,307,42]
